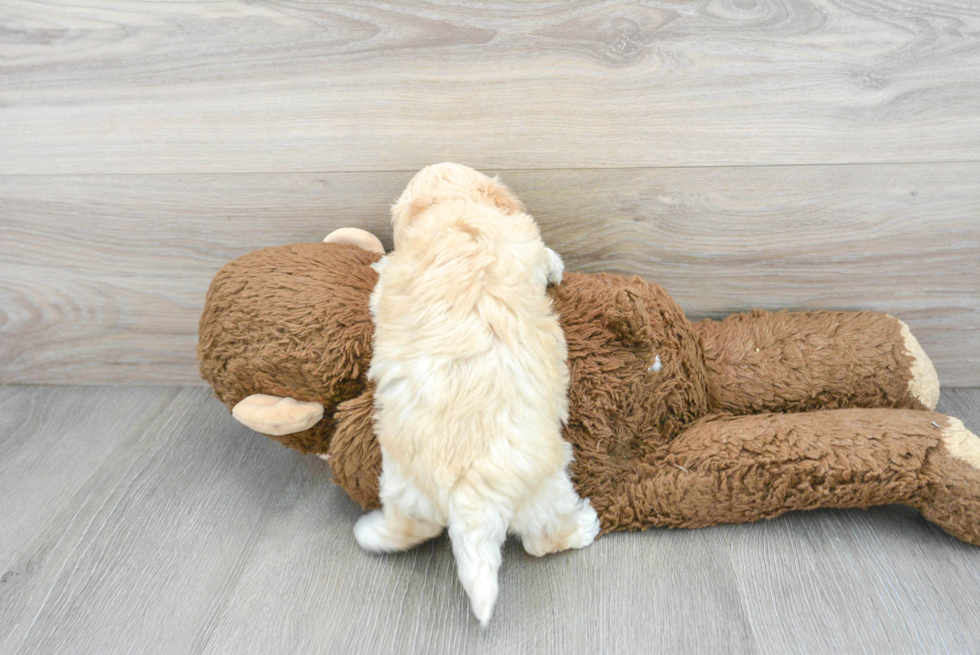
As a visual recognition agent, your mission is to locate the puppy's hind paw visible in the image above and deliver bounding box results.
[354,509,443,552]
[353,510,391,552]
[519,500,600,556]
[566,501,601,550]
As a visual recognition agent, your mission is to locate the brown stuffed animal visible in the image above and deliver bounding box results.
[198,229,980,546]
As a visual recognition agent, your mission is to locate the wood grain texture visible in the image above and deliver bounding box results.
[1,385,980,654]
[1,0,979,174]
[2,164,977,385]
[0,386,312,655]
[733,387,980,655]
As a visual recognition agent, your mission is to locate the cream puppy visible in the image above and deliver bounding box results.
[355,163,599,626]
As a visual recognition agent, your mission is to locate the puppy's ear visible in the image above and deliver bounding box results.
[406,198,430,220]
[391,197,431,229]
[485,177,524,214]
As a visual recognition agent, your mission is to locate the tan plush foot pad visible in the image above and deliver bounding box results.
[898,320,941,410]
[232,394,324,436]
[944,417,980,468]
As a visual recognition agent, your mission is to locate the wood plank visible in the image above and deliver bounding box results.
[2,163,977,385]
[733,505,980,654]
[0,386,178,559]
[3,385,980,653]
[2,0,979,174]
[0,386,314,655]
[199,517,758,654]
[0,171,406,385]
[0,385,187,652]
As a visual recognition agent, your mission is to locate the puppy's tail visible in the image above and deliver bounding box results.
[447,482,511,627]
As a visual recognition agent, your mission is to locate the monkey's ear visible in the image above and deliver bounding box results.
[323,228,385,255]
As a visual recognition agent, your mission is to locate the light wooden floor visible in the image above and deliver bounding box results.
[1,384,979,654]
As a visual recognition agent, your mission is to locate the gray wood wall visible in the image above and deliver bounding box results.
[1,1,978,386]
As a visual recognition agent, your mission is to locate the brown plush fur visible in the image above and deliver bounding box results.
[199,242,980,544]
[198,243,378,452]
[696,310,923,414]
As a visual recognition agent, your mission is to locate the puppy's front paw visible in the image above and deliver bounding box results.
[545,247,564,285]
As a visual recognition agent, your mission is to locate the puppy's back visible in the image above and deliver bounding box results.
[369,202,568,500]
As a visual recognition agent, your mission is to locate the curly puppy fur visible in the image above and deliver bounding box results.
[355,164,598,626]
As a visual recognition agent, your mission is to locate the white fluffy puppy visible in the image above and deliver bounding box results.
[355,163,600,626]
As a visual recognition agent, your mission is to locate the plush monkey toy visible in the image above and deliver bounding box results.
[199,228,980,546]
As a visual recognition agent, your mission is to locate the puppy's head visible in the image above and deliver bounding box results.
[391,163,523,242]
